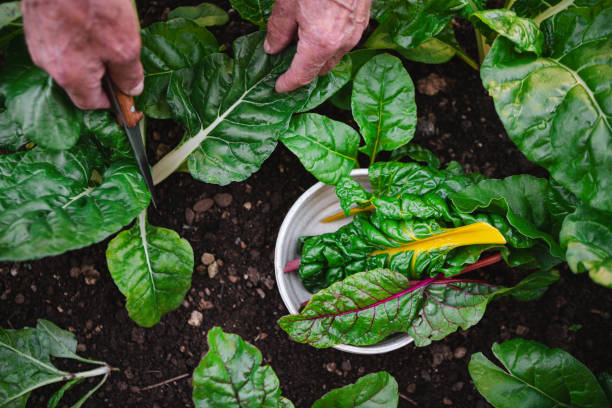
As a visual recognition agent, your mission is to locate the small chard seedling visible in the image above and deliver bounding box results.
[0,319,113,407]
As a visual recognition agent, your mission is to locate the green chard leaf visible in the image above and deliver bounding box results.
[560,205,612,288]
[106,212,194,327]
[330,49,378,111]
[471,9,544,55]
[167,3,229,27]
[280,113,360,185]
[352,54,417,163]
[480,1,612,213]
[298,54,352,112]
[0,320,110,408]
[192,327,284,407]
[229,0,273,29]
[0,2,22,50]
[312,371,399,408]
[365,23,460,65]
[153,31,314,186]
[138,18,219,119]
[469,338,609,408]
[0,39,82,151]
[598,373,612,404]
[0,135,150,262]
[389,143,441,168]
[376,0,471,49]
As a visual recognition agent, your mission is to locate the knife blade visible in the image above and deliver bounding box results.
[102,75,157,208]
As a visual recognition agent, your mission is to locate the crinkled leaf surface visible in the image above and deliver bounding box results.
[480,2,612,212]
[280,268,498,348]
[0,327,65,408]
[280,113,359,185]
[229,0,273,28]
[472,9,544,54]
[560,205,612,288]
[167,3,229,26]
[0,136,150,261]
[298,55,352,112]
[469,338,609,408]
[312,371,399,408]
[106,212,194,327]
[330,49,378,111]
[0,40,82,150]
[449,175,566,260]
[352,54,417,161]
[192,327,283,408]
[138,18,218,119]
[153,32,313,186]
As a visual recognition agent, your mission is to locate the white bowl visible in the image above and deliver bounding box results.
[274,168,413,354]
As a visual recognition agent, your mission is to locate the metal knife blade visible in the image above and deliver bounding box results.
[103,75,157,209]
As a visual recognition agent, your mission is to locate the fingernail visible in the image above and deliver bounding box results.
[264,39,272,53]
[127,81,144,96]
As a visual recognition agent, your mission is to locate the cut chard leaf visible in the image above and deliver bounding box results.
[312,371,399,408]
[280,113,360,185]
[0,136,150,262]
[279,268,558,348]
[351,54,417,163]
[152,31,313,186]
[480,1,612,213]
[469,338,609,408]
[106,211,194,327]
[192,327,285,407]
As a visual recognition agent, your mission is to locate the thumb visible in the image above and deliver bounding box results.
[106,56,144,96]
[264,0,297,54]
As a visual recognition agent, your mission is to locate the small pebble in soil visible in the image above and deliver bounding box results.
[214,193,233,208]
[256,288,265,299]
[196,265,207,275]
[341,360,351,372]
[193,198,214,213]
[442,397,453,406]
[243,201,252,210]
[201,252,215,265]
[453,346,467,359]
[185,208,195,225]
[417,73,448,96]
[452,381,464,392]
[325,362,337,373]
[77,343,87,352]
[208,262,219,279]
[515,324,529,336]
[69,266,81,278]
[228,274,240,283]
[406,383,416,394]
[14,293,25,304]
[188,310,203,327]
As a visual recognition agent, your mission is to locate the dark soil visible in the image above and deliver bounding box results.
[2,1,611,407]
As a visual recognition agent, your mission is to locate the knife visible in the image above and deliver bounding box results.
[102,75,157,208]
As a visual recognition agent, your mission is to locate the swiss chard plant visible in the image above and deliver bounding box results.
[0,319,113,407]
[193,327,400,407]
[469,338,612,408]
[0,2,355,328]
[357,0,612,288]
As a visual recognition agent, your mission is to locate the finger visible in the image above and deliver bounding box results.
[53,61,110,110]
[264,0,297,54]
[275,36,336,92]
[106,57,144,96]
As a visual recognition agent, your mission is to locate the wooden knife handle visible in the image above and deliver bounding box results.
[110,81,143,128]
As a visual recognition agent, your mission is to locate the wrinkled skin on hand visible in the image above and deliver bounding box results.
[22,0,143,109]
[265,0,371,92]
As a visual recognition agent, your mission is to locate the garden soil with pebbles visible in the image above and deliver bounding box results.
[1,1,611,407]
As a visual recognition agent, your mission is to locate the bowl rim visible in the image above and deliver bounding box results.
[274,168,414,355]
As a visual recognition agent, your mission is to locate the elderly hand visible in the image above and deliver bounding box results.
[22,0,143,109]
[264,0,371,93]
